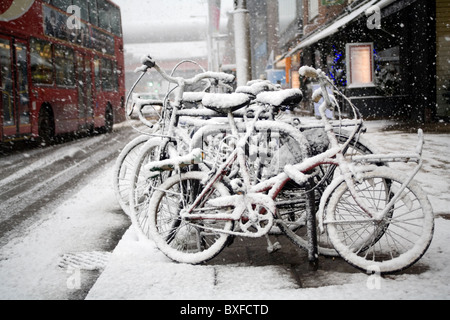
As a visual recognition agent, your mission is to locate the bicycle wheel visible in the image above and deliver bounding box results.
[275,133,377,257]
[147,171,234,264]
[113,135,150,216]
[128,137,174,238]
[326,166,434,274]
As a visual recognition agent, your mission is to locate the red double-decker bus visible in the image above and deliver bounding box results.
[0,0,125,144]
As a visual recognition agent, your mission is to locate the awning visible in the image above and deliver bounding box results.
[277,0,388,62]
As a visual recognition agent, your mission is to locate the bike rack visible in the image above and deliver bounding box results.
[306,177,319,271]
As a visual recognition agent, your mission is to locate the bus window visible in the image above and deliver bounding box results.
[31,39,54,85]
[72,0,89,22]
[101,58,113,91]
[109,6,122,36]
[94,58,101,90]
[51,0,72,11]
[112,62,119,91]
[97,1,111,33]
[0,39,13,127]
[100,59,119,92]
[98,1,122,36]
[15,42,30,125]
[88,0,99,26]
[54,45,75,87]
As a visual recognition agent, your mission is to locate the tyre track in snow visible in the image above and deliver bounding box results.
[0,135,104,190]
[0,125,140,240]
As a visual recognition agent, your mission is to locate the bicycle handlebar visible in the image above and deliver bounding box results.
[299,66,319,79]
[139,55,235,86]
[128,55,236,119]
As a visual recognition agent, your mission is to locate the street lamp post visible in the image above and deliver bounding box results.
[233,0,252,86]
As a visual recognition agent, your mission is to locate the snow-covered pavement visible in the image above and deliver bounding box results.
[85,120,450,301]
[1,120,446,301]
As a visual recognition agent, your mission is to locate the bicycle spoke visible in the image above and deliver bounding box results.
[327,167,434,274]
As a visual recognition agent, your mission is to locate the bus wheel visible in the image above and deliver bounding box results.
[38,106,55,145]
[104,105,114,134]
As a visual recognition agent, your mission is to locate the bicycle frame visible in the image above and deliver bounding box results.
[135,63,433,273]
[171,67,425,240]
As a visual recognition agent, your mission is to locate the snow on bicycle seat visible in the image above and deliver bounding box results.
[183,92,206,103]
[256,88,303,107]
[181,92,206,110]
[235,80,278,98]
[202,93,251,114]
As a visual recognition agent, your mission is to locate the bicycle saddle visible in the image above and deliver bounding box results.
[256,89,303,107]
[202,93,251,114]
[236,80,278,98]
[183,92,206,103]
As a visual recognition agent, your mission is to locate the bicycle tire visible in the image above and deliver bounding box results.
[128,128,217,240]
[275,133,377,257]
[128,137,174,239]
[113,135,150,216]
[148,171,234,264]
[325,166,434,274]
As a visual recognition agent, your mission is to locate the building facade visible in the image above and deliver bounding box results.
[226,0,444,121]
[276,0,440,121]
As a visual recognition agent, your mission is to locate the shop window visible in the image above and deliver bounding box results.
[31,39,54,85]
[346,43,375,88]
[375,46,401,96]
[54,45,75,87]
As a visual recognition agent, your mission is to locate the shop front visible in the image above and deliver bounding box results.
[280,0,436,121]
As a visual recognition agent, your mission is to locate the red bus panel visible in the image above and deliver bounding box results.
[0,0,125,143]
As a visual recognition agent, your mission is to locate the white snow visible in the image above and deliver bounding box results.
[0,120,449,300]
[202,93,250,109]
[88,120,450,300]
[256,89,302,106]
[0,166,127,300]
[236,80,278,97]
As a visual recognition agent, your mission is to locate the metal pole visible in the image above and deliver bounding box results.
[233,0,252,86]
[208,0,221,71]
[306,178,319,271]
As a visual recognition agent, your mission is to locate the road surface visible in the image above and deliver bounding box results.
[0,124,138,299]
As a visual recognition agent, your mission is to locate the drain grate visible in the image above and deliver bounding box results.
[58,251,112,271]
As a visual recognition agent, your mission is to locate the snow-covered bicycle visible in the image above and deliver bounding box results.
[144,66,434,274]
[122,57,377,255]
[113,57,235,217]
